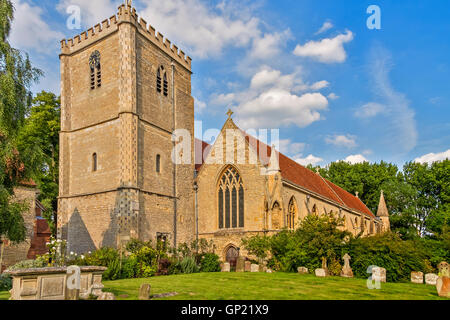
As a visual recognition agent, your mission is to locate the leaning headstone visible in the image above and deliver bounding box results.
[425,273,439,285]
[436,276,450,298]
[97,292,116,300]
[139,283,151,300]
[315,269,327,277]
[236,257,245,272]
[340,254,354,278]
[221,262,230,272]
[297,267,308,274]
[438,261,449,277]
[411,272,424,284]
[251,264,259,273]
[244,261,251,272]
[372,267,386,283]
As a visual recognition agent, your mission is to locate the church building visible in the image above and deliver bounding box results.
[57,2,389,264]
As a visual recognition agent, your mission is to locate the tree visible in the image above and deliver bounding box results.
[0,0,42,266]
[17,91,60,233]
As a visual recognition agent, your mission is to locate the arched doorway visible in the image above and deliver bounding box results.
[225,246,239,269]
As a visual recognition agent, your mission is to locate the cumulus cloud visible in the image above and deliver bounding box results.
[294,154,324,166]
[325,134,357,148]
[414,149,450,164]
[327,93,339,100]
[315,21,333,35]
[250,30,292,60]
[279,139,306,155]
[343,154,368,164]
[293,30,354,63]
[10,0,64,53]
[354,102,386,118]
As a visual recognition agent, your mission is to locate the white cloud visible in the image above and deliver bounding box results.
[210,93,236,106]
[310,80,329,91]
[315,21,333,35]
[325,134,357,148]
[57,0,120,28]
[414,149,450,164]
[250,67,296,90]
[295,154,324,166]
[362,45,418,153]
[343,154,368,164]
[293,30,354,63]
[250,30,291,60]
[237,89,328,129]
[10,0,64,53]
[195,98,207,113]
[354,102,386,118]
[327,93,339,100]
[279,139,306,155]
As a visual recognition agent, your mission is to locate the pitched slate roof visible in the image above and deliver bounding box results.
[194,126,375,218]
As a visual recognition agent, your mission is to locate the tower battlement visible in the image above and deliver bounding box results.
[60,4,192,70]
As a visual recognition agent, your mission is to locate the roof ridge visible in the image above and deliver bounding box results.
[320,174,345,206]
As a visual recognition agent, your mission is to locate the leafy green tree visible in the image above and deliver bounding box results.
[17,91,60,233]
[0,0,42,253]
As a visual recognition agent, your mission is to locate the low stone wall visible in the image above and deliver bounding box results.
[5,266,107,300]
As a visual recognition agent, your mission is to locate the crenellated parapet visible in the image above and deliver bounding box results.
[60,4,192,71]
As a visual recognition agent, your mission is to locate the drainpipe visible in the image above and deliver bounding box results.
[194,177,199,254]
[171,62,177,248]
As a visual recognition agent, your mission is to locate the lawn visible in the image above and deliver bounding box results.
[0,272,446,300]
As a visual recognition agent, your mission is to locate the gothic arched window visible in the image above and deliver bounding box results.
[156,154,161,173]
[157,66,168,96]
[89,51,101,90]
[218,166,244,229]
[287,197,297,230]
[92,153,98,172]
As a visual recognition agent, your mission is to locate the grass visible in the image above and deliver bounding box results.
[0,272,446,300]
[101,272,446,300]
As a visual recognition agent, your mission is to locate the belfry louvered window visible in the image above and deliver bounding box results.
[218,166,244,229]
[89,51,101,90]
[157,66,168,96]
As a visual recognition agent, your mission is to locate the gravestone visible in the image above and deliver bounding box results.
[425,273,438,285]
[266,269,273,274]
[340,254,354,278]
[321,257,329,276]
[236,257,245,272]
[139,283,151,300]
[251,264,259,272]
[244,261,251,272]
[297,267,308,274]
[372,267,386,283]
[411,272,423,284]
[436,276,450,298]
[315,269,327,277]
[438,261,449,277]
[97,292,115,300]
[221,262,230,272]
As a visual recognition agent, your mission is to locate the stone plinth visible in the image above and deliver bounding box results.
[244,261,251,272]
[425,273,438,285]
[411,272,423,284]
[250,264,259,273]
[297,267,308,274]
[315,269,327,277]
[436,276,450,298]
[5,266,107,300]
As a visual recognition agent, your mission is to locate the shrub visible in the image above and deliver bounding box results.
[158,258,172,275]
[8,258,47,270]
[84,247,119,267]
[103,257,121,280]
[0,274,12,291]
[121,256,139,279]
[180,257,199,274]
[199,253,221,273]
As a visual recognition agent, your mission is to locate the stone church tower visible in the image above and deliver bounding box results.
[58,3,195,253]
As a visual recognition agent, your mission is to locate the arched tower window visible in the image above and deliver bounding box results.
[157,66,168,96]
[218,166,244,229]
[89,51,101,90]
[92,153,97,172]
[287,197,297,230]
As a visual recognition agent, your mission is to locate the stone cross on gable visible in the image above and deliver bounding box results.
[226,109,234,119]
[343,253,351,269]
[125,0,132,6]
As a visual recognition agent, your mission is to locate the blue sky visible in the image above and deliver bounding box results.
[9,0,450,167]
